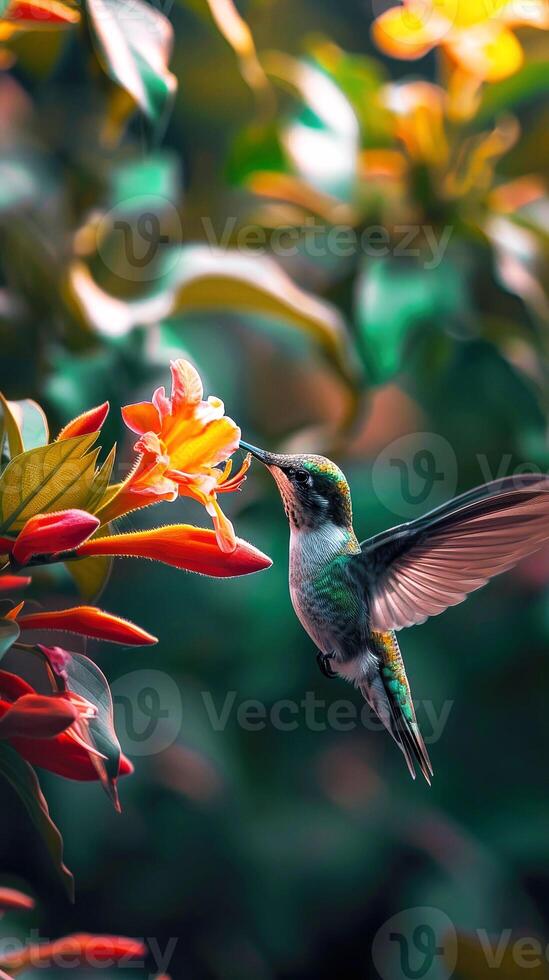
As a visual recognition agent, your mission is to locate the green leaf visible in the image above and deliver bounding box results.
[0,742,74,900]
[65,652,121,783]
[69,248,362,383]
[307,41,392,147]
[0,620,19,660]
[264,53,359,201]
[355,255,471,383]
[478,62,549,122]
[109,151,181,212]
[86,0,177,127]
[0,432,100,533]
[86,444,117,514]
[165,246,362,383]
[0,396,49,455]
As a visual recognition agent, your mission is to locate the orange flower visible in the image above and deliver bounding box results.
[15,605,157,645]
[98,359,250,553]
[75,524,273,577]
[372,0,549,81]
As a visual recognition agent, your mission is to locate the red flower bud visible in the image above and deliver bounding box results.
[12,510,100,565]
[57,401,109,440]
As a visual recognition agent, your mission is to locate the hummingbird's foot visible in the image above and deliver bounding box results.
[316,651,337,679]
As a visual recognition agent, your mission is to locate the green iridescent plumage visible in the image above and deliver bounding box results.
[241,441,549,784]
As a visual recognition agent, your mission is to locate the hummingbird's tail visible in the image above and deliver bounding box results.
[361,631,433,785]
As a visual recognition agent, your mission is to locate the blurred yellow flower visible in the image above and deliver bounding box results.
[372,0,549,81]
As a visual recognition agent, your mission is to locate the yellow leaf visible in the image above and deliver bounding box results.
[67,555,113,600]
[0,433,100,532]
[0,393,24,459]
[86,444,117,513]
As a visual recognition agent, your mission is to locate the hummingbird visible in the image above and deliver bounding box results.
[240,441,549,784]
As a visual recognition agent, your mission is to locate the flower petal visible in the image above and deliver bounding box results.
[12,510,100,565]
[9,731,134,781]
[170,358,203,412]
[372,3,451,59]
[503,0,549,28]
[433,0,509,28]
[121,401,161,435]
[0,694,79,739]
[17,606,157,645]
[0,670,133,782]
[207,499,237,553]
[170,417,241,471]
[446,22,524,79]
[75,524,273,576]
[57,402,109,441]
[152,385,171,421]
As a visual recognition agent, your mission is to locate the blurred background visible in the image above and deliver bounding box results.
[1,0,549,976]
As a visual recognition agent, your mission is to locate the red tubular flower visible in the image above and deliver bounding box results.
[0,575,31,592]
[0,671,133,782]
[11,510,100,566]
[0,933,146,973]
[17,605,157,645]
[56,401,109,440]
[0,888,35,913]
[0,693,79,739]
[76,524,273,577]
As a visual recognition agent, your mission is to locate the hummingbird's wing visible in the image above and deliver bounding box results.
[356,474,549,631]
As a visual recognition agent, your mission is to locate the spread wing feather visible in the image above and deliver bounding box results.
[356,474,549,631]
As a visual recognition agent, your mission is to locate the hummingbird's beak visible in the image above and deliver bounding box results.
[239,440,274,465]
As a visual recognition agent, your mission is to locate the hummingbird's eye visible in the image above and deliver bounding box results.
[294,470,311,486]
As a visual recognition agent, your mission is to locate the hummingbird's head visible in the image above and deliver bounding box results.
[241,441,352,531]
